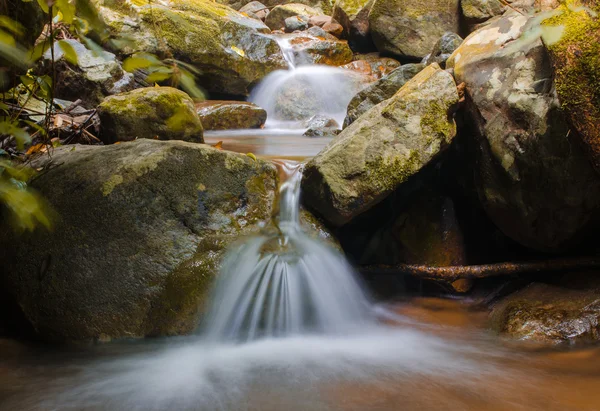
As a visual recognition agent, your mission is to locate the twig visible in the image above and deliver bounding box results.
[359,257,600,283]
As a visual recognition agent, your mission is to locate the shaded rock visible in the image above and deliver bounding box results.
[343,63,424,127]
[322,21,344,37]
[195,100,267,130]
[303,115,340,137]
[332,0,375,52]
[0,140,277,342]
[369,0,461,59]
[491,281,600,345]
[240,0,269,20]
[40,39,135,107]
[302,64,459,226]
[423,32,463,68]
[541,3,600,175]
[98,87,203,144]
[447,13,600,252]
[265,3,323,30]
[218,0,333,14]
[285,15,310,32]
[95,0,286,96]
[305,25,339,40]
[461,0,505,23]
[2,0,45,49]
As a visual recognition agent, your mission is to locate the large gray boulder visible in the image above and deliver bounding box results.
[94,0,286,96]
[369,0,461,59]
[343,63,424,127]
[0,140,277,342]
[302,64,459,226]
[447,13,600,252]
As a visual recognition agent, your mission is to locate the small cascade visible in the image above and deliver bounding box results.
[202,162,374,342]
[249,35,363,130]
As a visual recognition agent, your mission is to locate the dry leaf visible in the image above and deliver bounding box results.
[213,141,223,150]
[26,143,47,156]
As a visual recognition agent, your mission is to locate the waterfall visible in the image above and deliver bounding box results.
[202,162,374,342]
[248,35,364,130]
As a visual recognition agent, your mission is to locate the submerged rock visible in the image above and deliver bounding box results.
[491,280,600,345]
[195,100,267,130]
[343,63,424,127]
[41,39,135,107]
[369,0,461,59]
[447,12,600,252]
[303,64,459,226]
[98,87,204,144]
[0,140,277,342]
[265,3,323,30]
[95,0,286,96]
[541,3,600,175]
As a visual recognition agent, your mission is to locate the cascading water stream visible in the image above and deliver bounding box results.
[248,35,364,129]
[203,162,375,342]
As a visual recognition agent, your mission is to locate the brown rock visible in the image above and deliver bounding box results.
[195,101,267,130]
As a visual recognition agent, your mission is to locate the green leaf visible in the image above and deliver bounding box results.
[29,41,50,62]
[0,178,52,232]
[36,0,50,13]
[0,30,31,67]
[145,71,171,83]
[0,120,31,150]
[0,16,25,36]
[179,70,205,100]
[79,35,106,58]
[123,53,162,72]
[55,0,75,24]
[58,40,78,64]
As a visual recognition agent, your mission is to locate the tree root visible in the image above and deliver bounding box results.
[359,258,600,283]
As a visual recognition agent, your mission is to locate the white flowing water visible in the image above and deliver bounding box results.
[202,163,374,341]
[248,35,363,129]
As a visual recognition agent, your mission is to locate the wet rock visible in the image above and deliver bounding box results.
[96,0,286,96]
[0,139,277,342]
[332,0,375,52]
[240,0,269,20]
[343,63,424,127]
[491,281,600,344]
[369,0,461,59]
[461,0,505,23]
[40,39,135,107]
[195,100,267,130]
[285,15,310,32]
[303,115,340,137]
[447,13,600,252]
[322,21,344,38]
[286,32,353,66]
[423,32,463,68]
[352,53,401,79]
[265,3,323,30]
[541,3,600,175]
[98,87,204,144]
[218,0,333,14]
[303,64,459,226]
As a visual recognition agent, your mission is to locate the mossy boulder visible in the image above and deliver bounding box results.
[461,0,505,24]
[98,87,204,143]
[490,280,600,345]
[265,3,323,30]
[93,0,286,96]
[369,0,461,59]
[218,0,333,14]
[447,12,600,252]
[332,0,375,51]
[343,63,424,128]
[302,64,459,226]
[541,2,600,175]
[195,100,267,130]
[40,39,135,107]
[0,140,277,342]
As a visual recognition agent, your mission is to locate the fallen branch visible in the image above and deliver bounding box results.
[359,257,600,283]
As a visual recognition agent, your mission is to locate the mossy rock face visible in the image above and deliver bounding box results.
[369,0,461,58]
[218,0,333,14]
[461,0,505,23]
[490,280,600,345]
[40,39,135,107]
[343,63,424,128]
[195,100,267,130]
[98,87,204,143]
[302,64,459,226]
[265,3,323,30]
[0,140,279,342]
[448,12,600,252]
[94,0,286,96]
[541,1,600,175]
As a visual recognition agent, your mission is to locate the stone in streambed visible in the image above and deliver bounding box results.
[302,64,459,226]
[195,100,267,130]
[240,0,270,20]
[303,115,340,137]
[422,32,463,68]
[98,87,204,144]
[285,15,310,32]
[265,3,323,30]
